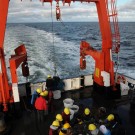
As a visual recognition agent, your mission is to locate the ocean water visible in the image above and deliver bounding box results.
[4,22,135,83]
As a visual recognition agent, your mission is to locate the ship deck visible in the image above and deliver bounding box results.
[3,86,135,135]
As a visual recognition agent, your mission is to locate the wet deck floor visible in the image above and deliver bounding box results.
[3,87,135,135]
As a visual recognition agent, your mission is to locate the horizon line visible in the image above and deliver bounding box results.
[7,21,135,23]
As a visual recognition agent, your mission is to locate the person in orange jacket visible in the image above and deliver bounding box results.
[35,92,48,123]
[62,108,71,124]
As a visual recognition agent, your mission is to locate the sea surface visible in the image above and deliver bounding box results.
[4,22,135,83]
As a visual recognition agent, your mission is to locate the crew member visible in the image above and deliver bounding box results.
[62,108,71,123]
[46,89,54,113]
[71,114,83,125]
[46,75,54,90]
[72,115,84,135]
[96,107,107,124]
[83,108,95,123]
[49,120,60,135]
[43,90,49,97]
[35,92,48,123]
[59,123,72,135]
[56,114,63,127]
[105,114,116,129]
[87,124,99,135]
[31,88,41,106]
[105,114,126,135]
[43,90,49,115]
[46,75,54,113]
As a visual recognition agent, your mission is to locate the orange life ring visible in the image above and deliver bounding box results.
[117,75,126,84]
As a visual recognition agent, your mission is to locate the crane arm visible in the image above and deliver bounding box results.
[9,45,28,83]
[0,0,10,111]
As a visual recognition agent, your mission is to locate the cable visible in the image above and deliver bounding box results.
[51,5,57,76]
[60,18,67,28]
[114,53,119,84]
[114,0,120,77]
[115,53,119,73]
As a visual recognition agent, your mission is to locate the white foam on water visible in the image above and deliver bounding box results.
[4,24,95,83]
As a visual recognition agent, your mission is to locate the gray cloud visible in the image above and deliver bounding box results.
[7,0,135,22]
[118,0,135,12]
[118,0,135,21]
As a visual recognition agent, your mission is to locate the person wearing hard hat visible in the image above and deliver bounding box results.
[73,115,83,125]
[43,90,49,115]
[87,124,99,135]
[31,88,41,106]
[105,114,126,135]
[107,114,115,122]
[105,114,115,129]
[59,123,72,135]
[49,90,54,113]
[56,114,63,127]
[35,92,48,123]
[45,89,54,113]
[99,125,111,135]
[83,108,95,123]
[43,90,49,97]
[49,120,60,135]
[46,75,54,90]
[71,115,85,135]
[84,108,90,116]
[62,108,71,123]
[96,107,107,124]
[46,75,54,113]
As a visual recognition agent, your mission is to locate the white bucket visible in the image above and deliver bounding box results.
[63,98,74,108]
[70,105,79,113]
[70,109,75,120]
[53,90,61,99]
[120,82,129,96]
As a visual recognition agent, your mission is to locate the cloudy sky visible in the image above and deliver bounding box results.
[7,0,135,22]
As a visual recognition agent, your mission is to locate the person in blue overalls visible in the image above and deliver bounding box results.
[31,88,42,106]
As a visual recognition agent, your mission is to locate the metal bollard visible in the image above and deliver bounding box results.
[0,112,6,132]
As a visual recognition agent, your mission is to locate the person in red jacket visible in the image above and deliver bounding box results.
[62,108,71,124]
[35,92,48,123]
